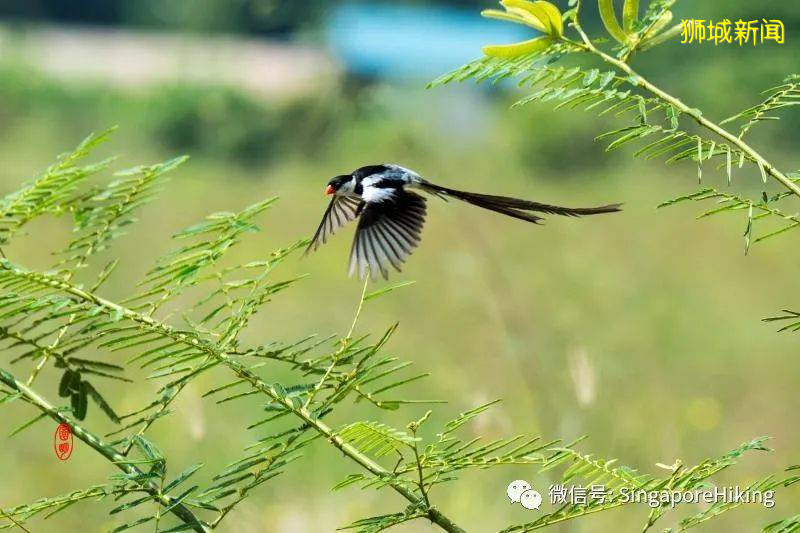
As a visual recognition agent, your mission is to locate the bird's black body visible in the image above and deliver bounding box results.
[306,164,621,279]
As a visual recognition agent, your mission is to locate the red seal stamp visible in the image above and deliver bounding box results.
[54,422,73,461]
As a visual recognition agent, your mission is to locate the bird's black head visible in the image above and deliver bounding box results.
[325,174,351,195]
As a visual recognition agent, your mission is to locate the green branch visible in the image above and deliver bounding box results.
[0,260,466,533]
[0,367,208,533]
[568,23,800,200]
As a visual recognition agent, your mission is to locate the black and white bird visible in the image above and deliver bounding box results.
[306,164,621,280]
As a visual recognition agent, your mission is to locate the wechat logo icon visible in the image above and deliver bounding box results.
[507,480,542,510]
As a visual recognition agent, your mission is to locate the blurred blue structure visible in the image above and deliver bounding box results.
[325,3,531,80]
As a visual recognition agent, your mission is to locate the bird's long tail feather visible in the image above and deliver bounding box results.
[420,182,621,223]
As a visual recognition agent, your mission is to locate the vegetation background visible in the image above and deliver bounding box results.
[0,1,798,531]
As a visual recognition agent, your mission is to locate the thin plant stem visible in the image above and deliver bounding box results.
[0,508,32,533]
[303,276,369,410]
[412,441,431,509]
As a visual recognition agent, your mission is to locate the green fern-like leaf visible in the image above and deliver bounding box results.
[658,184,800,253]
[0,128,115,245]
[338,421,419,458]
[721,74,800,139]
[61,155,187,267]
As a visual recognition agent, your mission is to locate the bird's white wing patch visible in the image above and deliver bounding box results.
[361,185,396,203]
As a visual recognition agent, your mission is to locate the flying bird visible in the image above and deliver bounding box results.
[306,164,621,280]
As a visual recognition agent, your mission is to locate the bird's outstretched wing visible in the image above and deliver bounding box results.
[305,196,363,254]
[349,191,427,280]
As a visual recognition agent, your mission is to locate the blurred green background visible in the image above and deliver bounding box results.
[0,1,798,531]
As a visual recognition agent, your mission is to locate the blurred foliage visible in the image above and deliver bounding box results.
[145,87,342,166]
[0,67,350,168]
[0,65,622,176]
[0,0,329,35]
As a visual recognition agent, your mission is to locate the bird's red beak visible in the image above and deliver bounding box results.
[325,185,335,195]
